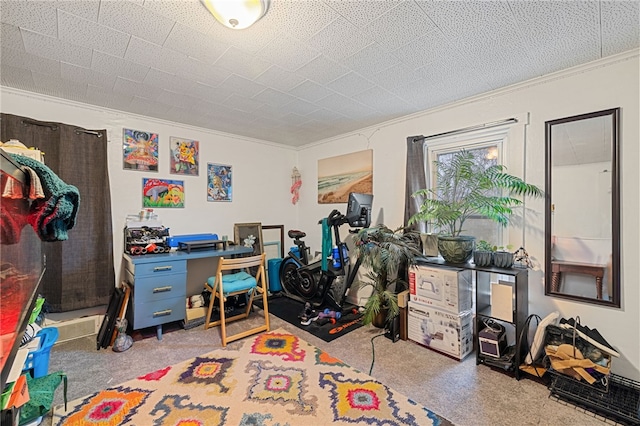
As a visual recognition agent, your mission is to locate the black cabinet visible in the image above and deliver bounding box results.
[417,257,528,379]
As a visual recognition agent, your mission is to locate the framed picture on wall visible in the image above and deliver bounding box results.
[169,137,199,176]
[317,149,373,203]
[234,222,264,256]
[207,163,232,202]
[123,128,159,171]
[142,178,184,208]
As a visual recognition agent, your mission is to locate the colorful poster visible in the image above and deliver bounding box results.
[123,129,159,171]
[207,163,232,202]
[142,178,184,208]
[317,149,373,203]
[170,137,199,176]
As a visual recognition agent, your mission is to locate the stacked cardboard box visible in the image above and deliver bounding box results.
[407,264,474,360]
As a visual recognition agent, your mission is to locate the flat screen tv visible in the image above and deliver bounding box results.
[346,192,373,228]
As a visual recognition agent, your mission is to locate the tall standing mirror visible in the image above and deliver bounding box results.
[545,108,620,307]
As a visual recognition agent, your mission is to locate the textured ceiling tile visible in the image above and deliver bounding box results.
[214,47,272,80]
[326,71,375,97]
[254,103,290,120]
[325,0,401,28]
[368,64,422,92]
[1,23,24,50]
[223,94,265,113]
[156,91,195,110]
[22,28,92,67]
[256,34,319,72]
[219,74,267,98]
[288,79,335,103]
[267,0,338,42]
[255,65,306,92]
[142,0,217,36]
[32,70,87,98]
[191,68,234,91]
[113,76,165,101]
[129,96,172,118]
[0,1,57,37]
[143,68,197,95]
[58,10,129,57]
[91,51,149,82]
[0,63,35,89]
[362,1,436,52]
[55,0,100,22]
[352,86,412,114]
[281,98,318,116]
[280,112,310,127]
[124,36,166,69]
[314,92,370,117]
[295,54,350,85]
[392,30,457,70]
[306,17,372,61]
[98,1,174,46]
[163,22,229,64]
[1,46,61,75]
[60,62,115,89]
[509,1,600,62]
[601,1,640,56]
[86,84,134,110]
[252,87,297,108]
[342,43,399,78]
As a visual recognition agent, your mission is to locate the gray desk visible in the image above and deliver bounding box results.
[123,245,253,340]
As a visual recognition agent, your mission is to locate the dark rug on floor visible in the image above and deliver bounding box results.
[255,294,363,342]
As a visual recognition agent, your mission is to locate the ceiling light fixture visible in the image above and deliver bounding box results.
[201,0,270,30]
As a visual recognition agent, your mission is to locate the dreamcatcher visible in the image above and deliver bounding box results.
[291,167,301,204]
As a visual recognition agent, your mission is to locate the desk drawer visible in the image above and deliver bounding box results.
[133,273,186,303]
[132,296,185,329]
[133,260,187,277]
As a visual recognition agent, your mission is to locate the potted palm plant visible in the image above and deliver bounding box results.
[409,149,543,264]
[354,225,422,327]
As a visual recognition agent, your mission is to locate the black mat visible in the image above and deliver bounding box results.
[256,294,363,342]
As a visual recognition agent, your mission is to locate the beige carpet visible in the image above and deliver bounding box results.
[51,328,452,425]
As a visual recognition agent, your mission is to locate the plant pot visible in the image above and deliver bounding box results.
[493,251,514,268]
[473,250,493,267]
[437,235,475,264]
[372,308,389,328]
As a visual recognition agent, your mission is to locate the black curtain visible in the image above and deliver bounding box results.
[1,114,114,311]
[404,135,427,232]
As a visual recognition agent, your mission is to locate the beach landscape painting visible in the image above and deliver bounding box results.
[317,149,373,203]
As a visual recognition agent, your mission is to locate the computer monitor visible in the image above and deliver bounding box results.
[346,192,373,228]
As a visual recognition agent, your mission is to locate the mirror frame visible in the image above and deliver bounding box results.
[544,108,620,307]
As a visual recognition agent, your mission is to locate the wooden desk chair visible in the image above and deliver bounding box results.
[204,253,269,346]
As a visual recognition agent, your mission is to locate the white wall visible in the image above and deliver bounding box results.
[1,50,638,379]
[297,50,640,379]
[0,88,300,281]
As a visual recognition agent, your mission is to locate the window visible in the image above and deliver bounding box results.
[423,125,511,246]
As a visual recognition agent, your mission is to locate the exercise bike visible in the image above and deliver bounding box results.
[279,192,372,312]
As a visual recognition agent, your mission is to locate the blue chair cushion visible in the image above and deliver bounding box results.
[207,271,257,295]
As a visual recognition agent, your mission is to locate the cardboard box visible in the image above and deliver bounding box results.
[408,264,472,313]
[407,301,474,360]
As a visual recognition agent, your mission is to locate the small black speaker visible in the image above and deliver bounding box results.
[385,314,400,342]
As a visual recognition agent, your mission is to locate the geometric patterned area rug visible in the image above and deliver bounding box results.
[52,328,453,425]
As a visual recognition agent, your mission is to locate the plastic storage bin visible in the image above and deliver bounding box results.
[22,327,58,379]
[267,258,283,292]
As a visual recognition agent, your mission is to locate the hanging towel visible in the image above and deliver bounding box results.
[321,218,332,272]
[10,154,80,242]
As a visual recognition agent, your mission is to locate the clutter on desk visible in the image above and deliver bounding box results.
[124,211,170,255]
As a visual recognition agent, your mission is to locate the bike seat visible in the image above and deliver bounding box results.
[288,230,306,239]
